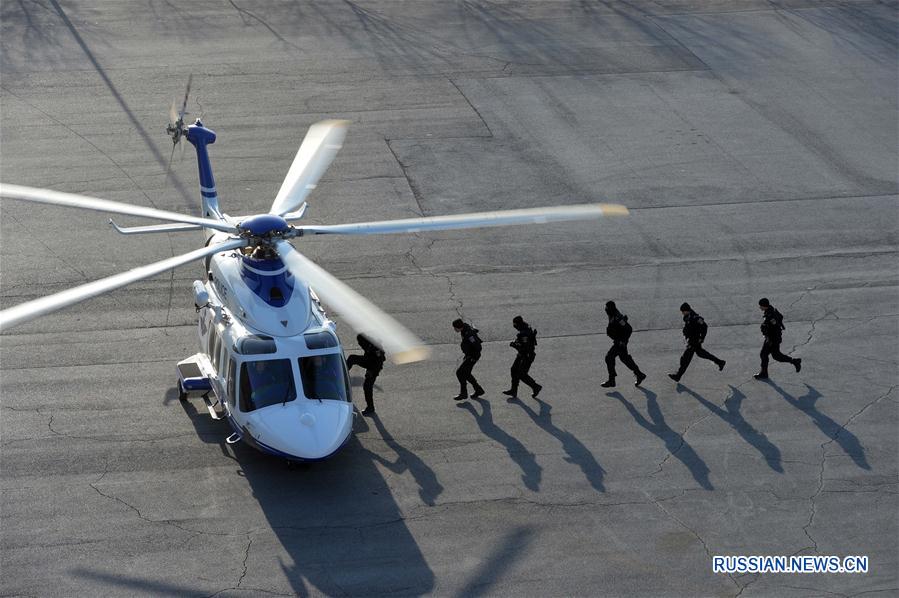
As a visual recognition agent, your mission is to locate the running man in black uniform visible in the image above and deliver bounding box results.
[668,302,725,382]
[601,301,646,388]
[503,315,542,400]
[755,298,802,380]
[453,319,485,401]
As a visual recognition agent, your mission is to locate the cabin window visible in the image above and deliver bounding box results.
[227,358,237,406]
[298,354,351,402]
[304,331,339,350]
[239,359,297,412]
[207,325,217,361]
[234,335,277,355]
[211,331,222,372]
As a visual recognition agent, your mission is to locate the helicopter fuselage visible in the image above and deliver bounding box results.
[178,244,355,461]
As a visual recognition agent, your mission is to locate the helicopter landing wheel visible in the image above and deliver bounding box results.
[177,381,187,401]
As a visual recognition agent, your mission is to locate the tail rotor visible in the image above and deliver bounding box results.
[163,75,193,194]
[165,74,192,151]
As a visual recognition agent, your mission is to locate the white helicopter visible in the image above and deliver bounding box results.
[0,84,628,462]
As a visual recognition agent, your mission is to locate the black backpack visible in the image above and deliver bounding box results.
[621,319,633,341]
[465,328,483,356]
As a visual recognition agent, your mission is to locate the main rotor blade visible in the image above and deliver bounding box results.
[269,120,349,217]
[294,203,628,236]
[0,184,237,232]
[0,239,248,332]
[274,240,429,364]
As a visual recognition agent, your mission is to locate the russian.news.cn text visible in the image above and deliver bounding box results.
[713,555,868,574]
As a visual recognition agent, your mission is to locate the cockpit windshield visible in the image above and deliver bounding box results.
[298,354,351,402]
[239,359,297,412]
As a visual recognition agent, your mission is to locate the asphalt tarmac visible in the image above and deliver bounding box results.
[1,1,897,596]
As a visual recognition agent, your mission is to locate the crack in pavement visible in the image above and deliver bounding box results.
[656,378,754,482]
[405,235,464,319]
[787,307,841,355]
[238,535,252,588]
[787,284,820,310]
[799,384,898,555]
[447,77,494,137]
[652,498,743,594]
[40,410,225,445]
[88,480,204,539]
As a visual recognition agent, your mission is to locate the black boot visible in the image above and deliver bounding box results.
[753,371,769,380]
[668,373,681,382]
[601,379,616,388]
[471,386,485,399]
[634,372,646,387]
[794,358,802,373]
[717,359,726,372]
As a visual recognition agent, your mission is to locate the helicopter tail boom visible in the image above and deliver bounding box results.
[185,123,225,227]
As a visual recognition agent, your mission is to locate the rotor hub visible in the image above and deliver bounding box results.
[238,214,290,239]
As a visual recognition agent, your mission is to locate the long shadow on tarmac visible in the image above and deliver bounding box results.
[676,384,784,473]
[457,396,542,491]
[453,525,536,598]
[74,391,436,596]
[608,388,713,490]
[42,0,197,210]
[764,380,870,470]
[362,413,444,506]
[508,396,605,492]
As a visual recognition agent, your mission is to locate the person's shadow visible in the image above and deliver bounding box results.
[457,397,542,492]
[676,384,784,473]
[608,388,713,490]
[764,381,870,470]
[508,397,605,492]
[363,413,444,506]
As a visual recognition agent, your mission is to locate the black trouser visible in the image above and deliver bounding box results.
[676,342,722,376]
[605,342,641,380]
[456,355,483,397]
[759,338,794,373]
[347,355,381,409]
[510,353,538,394]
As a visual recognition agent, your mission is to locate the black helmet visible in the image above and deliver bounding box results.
[452,318,464,329]
[512,315,524,327]
[680,302,691,312]
[758,297,770,308]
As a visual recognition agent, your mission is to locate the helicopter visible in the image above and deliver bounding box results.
[0,84,628,461]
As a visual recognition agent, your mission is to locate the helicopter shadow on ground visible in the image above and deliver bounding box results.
[507,396,605,492]
[457,397,542,491]
[226,438,437,596]
[676,384,784,473]
[76,390,436,597]
[763,380,870,470]
[608,388,713,490]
